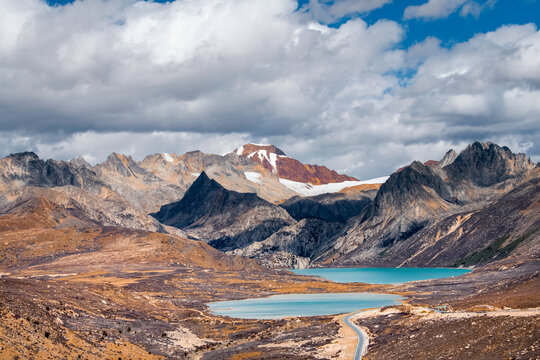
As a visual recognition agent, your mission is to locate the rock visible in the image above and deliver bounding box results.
[152,172,295,251]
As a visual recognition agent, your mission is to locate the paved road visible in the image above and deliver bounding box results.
[343,312,368,360]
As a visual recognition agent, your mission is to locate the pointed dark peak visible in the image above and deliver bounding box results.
[153,171,271,229]
[184,171,224,196]
[198,170,209,181]
[193,170,214,186]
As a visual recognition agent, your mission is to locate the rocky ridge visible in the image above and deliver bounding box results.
[152,172,295,251]
[147,142,538,269]
[315,142,537,267]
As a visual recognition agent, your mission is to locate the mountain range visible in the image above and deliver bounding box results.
[1,141,537,271]
[154,142,539,269]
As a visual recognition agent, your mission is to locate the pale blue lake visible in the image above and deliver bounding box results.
[208,293,402,319]
[290,267,471,284]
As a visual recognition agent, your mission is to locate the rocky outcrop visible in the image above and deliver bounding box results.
[0,153,169,234]
[152,172,295,251]
[314,142,537,267]
[0,152,102,191]
[438,149,458,168]
[1,142,535,270]
[445,142,534,187]
[231,219,343,260]
[368,161,454,219]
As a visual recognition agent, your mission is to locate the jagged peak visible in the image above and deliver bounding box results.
[5,151,40,161]
[445,142,534,187]
[69,156,91,168]
[439,149,458,168]
[106,152,134,162]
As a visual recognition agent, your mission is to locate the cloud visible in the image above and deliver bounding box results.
[403,0,495,20]
[0,0,538,179]
[0,0,404,138]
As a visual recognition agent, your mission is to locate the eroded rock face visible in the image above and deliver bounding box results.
[315,142,537,267]
[368,161,454,219]
[0,153,168,234]
[232,218,344,261]
[152,172,295,251]
[233,143,358,184]
[0,152,102,190]
[438,149,458,168]
[445,142,534,187]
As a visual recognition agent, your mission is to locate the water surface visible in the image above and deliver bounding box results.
[290,267,471,284]
[208,293,402,319]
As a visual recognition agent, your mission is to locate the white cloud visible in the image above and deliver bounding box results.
[403,0,495,20]
[0,1,538,178]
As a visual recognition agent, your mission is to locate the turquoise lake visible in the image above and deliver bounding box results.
[208,293,402,319]
[290,267,471,284]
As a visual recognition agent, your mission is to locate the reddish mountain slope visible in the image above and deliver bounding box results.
[233,143,358,185]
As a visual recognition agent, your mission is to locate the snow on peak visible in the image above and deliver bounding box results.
[162,153,174,162]
[247,149,279,172]
[235,145,244,156]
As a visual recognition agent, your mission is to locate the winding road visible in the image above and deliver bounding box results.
[342,311,369,360]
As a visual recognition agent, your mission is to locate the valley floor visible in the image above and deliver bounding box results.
[0,264,380,359]
[0,260,538,359]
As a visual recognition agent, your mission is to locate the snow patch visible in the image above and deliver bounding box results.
[247,150,278,172]
[190,172,201,177]
[244,172,262,185]
[269,153,278,173]
[279,177,389,196]
[162,153,174,162]
[235,145,244,156]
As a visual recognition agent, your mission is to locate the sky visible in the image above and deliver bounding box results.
[0,0,539,179]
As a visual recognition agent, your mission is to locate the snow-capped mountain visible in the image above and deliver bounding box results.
[232,143,388,196]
